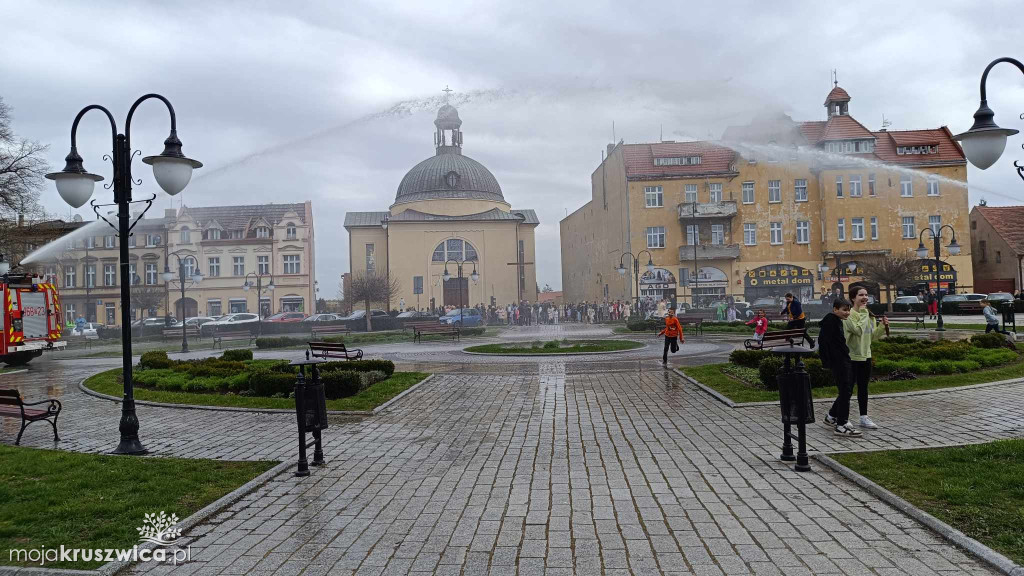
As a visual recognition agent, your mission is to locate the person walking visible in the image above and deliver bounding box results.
[659,308,684,365]
[982,299,1009,335]
[845,285,887,429]
[746,310,768,343]
[781,293,806,329]
[820,297,861,437]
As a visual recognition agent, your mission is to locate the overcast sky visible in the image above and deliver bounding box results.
[3,0,1023,294]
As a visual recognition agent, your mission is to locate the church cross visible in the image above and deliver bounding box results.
[442,85,453,102]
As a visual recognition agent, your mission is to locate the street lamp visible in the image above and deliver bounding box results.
[617,250,654,311]
[45,94,202,455]
[442,258,478,324]
[242,271,275,336]
[953,57,1023,173]
[381,215,390,313]
[916,225,961,332]
[163,251,202,352]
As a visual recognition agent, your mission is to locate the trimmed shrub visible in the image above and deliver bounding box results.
[873,359,898,374]
[319,359,394,377]
[255,336,306,349]
[952,360,982,373]
[729,349,768,369]
[321,370,362,399]
[359,370,388,389]
[971,332,1009,349]
[757,356,783,391]
[543,340,559,350]
[626,319,662,332]
[249,369,296,397]
[460,327,486,336]
[221,349,254,362]
[139,350,172,370]
[803,358,834,389]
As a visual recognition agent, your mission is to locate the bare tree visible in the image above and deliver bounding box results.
[0,97,48,222]
[862,252,917,312]
[131,282,165,320]
[346,271,400,331]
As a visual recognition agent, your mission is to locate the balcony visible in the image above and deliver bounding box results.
[678,243,741,261]
[678,201,737,220]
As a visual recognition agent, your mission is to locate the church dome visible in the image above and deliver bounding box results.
[394,103,505,205]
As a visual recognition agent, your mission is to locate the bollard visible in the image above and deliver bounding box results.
[291,359,329,477]
[772,345,815,472]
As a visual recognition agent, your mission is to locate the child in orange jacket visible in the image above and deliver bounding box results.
[659,308,684,365]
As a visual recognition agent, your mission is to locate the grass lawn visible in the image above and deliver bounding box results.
[0,445,273,570]
[84,369,429,411]
[464,340,644,354]
[833,440,1024,566]
[682,355,1024,404]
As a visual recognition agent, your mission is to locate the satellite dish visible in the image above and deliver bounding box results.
[72,214,83,222]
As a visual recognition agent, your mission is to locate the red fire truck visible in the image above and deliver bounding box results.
[1,272,66,366]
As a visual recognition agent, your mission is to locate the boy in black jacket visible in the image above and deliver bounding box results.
[819,297,861,437]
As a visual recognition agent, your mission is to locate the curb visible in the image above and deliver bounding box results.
[460,341,647,357]
[674,368,736,408]
[78,372,434,418]
[371,374,434,414]
[814,454,1024,576]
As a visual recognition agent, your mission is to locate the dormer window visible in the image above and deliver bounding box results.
[230,229,243,239]
[207,229,221,240]
[896,145,936,155]
[653,156,701,167]
[180,226,190,244]
[286,223,297,240]
[255,226,270,239]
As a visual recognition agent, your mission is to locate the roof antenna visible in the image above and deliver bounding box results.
[612,121,616,144]
[660,124,663,142]
[881,114,891,131]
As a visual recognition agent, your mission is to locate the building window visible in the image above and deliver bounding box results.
[65,304,75,325]
[653,156,700,166]
[837,218,846,242]
[104,236,115,248]
[741,182,754,204]
[229,298,247,314]
[709,183,722,203]
[283,254,301,275]
[686,225,699,246]
[104,264,116,286]
[684,184,698,204]
[927,179,939,196]
[769,222,782,245]
[852,217,865,240]
[183,259,195,278]
[257,255,269,275]
[180,227,191,244]
[870,217,878,240]
[743,223,756,246]
[128,264,136,285]
[796,221,809,244]
[44,265,57,283]
[835,175,844,198]
[711,224,724,245]
[430,239,478,262]
[208,229,221,240]
[644,186,663,208]
[105,302,115,325]
[413,276,423,295]
[230,230,243,239]
[280,297,304,312]
[208,300,222,317]
[145,233,159,247]
[868,174,876,196]
[768,180,781,203]
[286,223,297,239]
[64,266,76,288]
[233,256,245,276]
[929,215,941,236]
[900,175,913,197]
[145,263,157,285]
[208,257,220,277]
[902,216,916,239]
[365,243,375,274]
[794,179,807,202]
[850,175,862,197]
[255,226,270,239]
[85,264,96,288]
[980,240,987,262]
[646,226,666,249]
[129,235,136,248]
[997,250,1002,263]
[85,236,95,249]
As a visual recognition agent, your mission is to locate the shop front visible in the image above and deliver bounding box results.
[906,259,958,294]
[826,260,880,302]
[640,268,677,306]
[689,266,728,307]
[745,264,814,302]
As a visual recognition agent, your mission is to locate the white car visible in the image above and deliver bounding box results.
[303,313,341,322]
[893,296,921,305]
[73,322,101,339]
[199,313,260,335]
[171,316,217,329]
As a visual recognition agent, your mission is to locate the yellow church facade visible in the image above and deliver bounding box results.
[344,103,538,311]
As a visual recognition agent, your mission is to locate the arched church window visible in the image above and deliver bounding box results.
[431,238,479,262]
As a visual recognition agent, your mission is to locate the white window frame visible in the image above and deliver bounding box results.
[902,216,915,239]
[85,264,96,288]
[104,236,115,248]
[684,184,698,204]
[233,256,245,276]
[686,225,699,246]
[104,264,116,286]
[711,224,724,245]
[769,222,783,245]
[286,223,297,239]
[796,221,809,244]
[145,263,157,285]
[768,180,781,203]
[644,186,663,208]
[849,175,862,197]
[929,215,941,236]
[743,223,756,246]
[851,217,865,241]
[870,216,878,240]
[900,176,913,197]
[835,175,844,198]
[283,254,301,274]
[180,227,191,244]
[709,183,722,203]
[255,227,270,239]
[257,255,270,275]
[65,266,76,288]
[868,174,876,196]
[837,218,846,242]
[794,179,807,202]
[741,182,754,204]
[927,179,939,196]
[208,257,220,277]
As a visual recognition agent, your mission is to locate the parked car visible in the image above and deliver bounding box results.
[941,294,967,303]
[893,296,921,305]
[964,293,987,301]
[987,292,1014,303]
[750,297,777,309]
[303,313,341,322]
[171,316,216,329]
[72,322,102,339]
[339,309,388,321]
[396,310,431,319]
[264,312,307,323]
[439,308,483,327]
[200,313,260,335]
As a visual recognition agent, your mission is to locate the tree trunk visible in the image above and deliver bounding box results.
[365,297,372,332]
[885,285,893,313]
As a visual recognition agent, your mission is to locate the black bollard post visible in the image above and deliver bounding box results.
[311,364,325,466]
[779,352,795,461]
[294,366,309,477]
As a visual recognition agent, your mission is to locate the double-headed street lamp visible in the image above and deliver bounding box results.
[45,94,202,455]
[442,259,478,324]
[616,250,654,310]
[163,251,202,352]
[242,271,275,336]
[953,57,1023,180]
[916,225,961,332]
[381,215,391,312]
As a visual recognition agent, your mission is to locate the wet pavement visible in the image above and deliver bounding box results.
[0,324,1015,574]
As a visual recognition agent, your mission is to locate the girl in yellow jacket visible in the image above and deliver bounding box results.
[844,285,887,429]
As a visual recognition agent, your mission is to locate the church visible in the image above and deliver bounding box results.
[344,101,539,311]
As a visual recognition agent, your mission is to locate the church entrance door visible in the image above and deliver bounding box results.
[443,278,469,308]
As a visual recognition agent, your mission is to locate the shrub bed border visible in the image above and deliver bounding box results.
[461,342,646,356]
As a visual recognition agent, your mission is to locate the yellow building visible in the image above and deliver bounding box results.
[561,83,973,305]
[345,103,539,311]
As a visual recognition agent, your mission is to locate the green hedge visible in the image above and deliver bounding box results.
[729,349,769,368]
[321,370,361,399]
[221,349,254,362]
[249,369,296,397]
[319,359,395,377]
[255,336,306,349]
[139,350,172,370]
[971,332,1010,349]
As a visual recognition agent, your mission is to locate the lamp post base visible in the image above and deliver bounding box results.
[113,403,148,455]
[113,436,148,455]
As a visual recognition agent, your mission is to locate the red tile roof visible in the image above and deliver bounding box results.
[818,115,875,142]
[824,86,851,105]
[888,131,941,146]
[974,206,1024,255]
[871,127,965,165]
[798,121,825,143]
[622,141,737,179]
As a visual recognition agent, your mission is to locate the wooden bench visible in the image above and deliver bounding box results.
[955,301,984,315]
[406,321,459,343]
[0,389,61,445]
[311,324,351,339]
[744,328,813,350]
[879,311,924,329]
[162,326,201,341]
[678,317,704,336]
[308,341,363,360]
[212,330,255,349]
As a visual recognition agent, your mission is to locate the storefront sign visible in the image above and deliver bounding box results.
[745,264,814,288]
[695,267,728,288]
[910,259,957,284]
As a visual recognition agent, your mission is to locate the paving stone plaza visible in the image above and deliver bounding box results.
[3,325,1020,575]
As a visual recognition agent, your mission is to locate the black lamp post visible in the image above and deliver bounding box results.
[243,271,275,337]
[616,250,654,311]
[163,250,202,352]
[442,259,478,324]
[381,215,390,313]
[953,57,1023,181]
[45,94,202,455]
[917,225,961,332]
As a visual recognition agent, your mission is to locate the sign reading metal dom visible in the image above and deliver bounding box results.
[745,264,814,288]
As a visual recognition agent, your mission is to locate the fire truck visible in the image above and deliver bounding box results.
[0,272,66,366]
